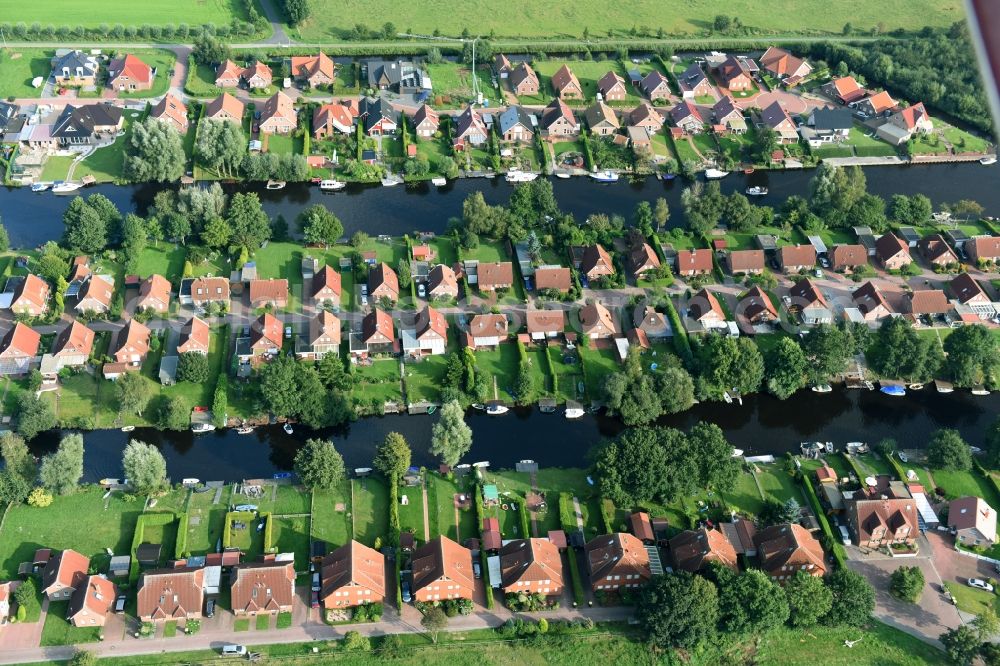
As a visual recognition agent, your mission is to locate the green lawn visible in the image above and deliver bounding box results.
[185,486,230,555]
[0,486,141,578]
[473,345,520,402]
[0,48,54,98]
[312,483,353,546]
[352,477,390,548]
[40,602,102,646]
[944,581,998,615]
[76,110,145,183]
[756,463,801,504]
[159,328,225,416]
[137,245,187,283]
[186,62,222,98]
[40,156,76,182]
[1,1,254,28]
[252,241,303,311]
[578,346,618,400]
[931,468,1000,506]
[941,125,992,154]
[397,482,426,546]
[116,50,177,99]
[721,470,766,516]
[404,354,450,403]
[754,621,946,665]
[426,63,490,104]
[427,474,477,543]
[352,358,403,406]
[908,132,951,156]
[271,515,311,570]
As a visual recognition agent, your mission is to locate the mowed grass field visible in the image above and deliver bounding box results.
[291,0,962,40]
[0,0,247,27]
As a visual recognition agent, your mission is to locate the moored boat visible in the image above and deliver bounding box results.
[431,177,447,186]
[880,384,906,396]
[505,169,538,183]
[283,422,294,434]
[554,171,571,179]
[981,155,997,165]
[191,423,216,433]
[236,426,254,434]
[52,181,82,194]
[935,379,954,393]
[746,186,768,196]
[319,179,346,191]
[31,182,51,192]
[704,168,729,179]
[265,179,286,190]
[486,402,509,415]
[972,385,991,396]
[589,170,619,182]
[811,384,832,393]
[731,448,744,458]
[120,425,135,432]
[565,401,585,419]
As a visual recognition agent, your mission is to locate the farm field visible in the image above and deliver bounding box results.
[0,0,252,28]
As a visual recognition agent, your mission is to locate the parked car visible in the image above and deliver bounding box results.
[221,645,247,657]
[417,282,427,298]
[205,598,216,618]
[114,594,127,614]
[473,560,482,579]
[968,578,994,592]
[401,579,412,603]
[311,572,321,591]
[311,590,320,608]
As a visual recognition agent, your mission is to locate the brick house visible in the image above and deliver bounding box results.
[368,263,400,303]
[628,243,660,280]
[41,549,89,600]
[405,306,448,356]
[847,498,918,549]
[759,101,798,143]
[759,47,813,82]
[551,65,583,99]
[585,533,651,593]
[66,575,115,627]
[298,311,341,360]
[597,70,627,101]
[779,244,817,273]
[204,93,245,122]
[249,279,289,309]
[669,101,704,134]
[312,265,342,306]
[539,98,579,139]
[150,93,189,133]
[789,279,833,325]
[967,236,1000,264]
[412,104,439,137]
[411,536,475,602]
[677,63,713,98]
[739,286,778,324]
[177,317,210,355]
[427,264,459,299]
[917,234,959,268]
[716,56,754,92]
[875,233,912,270]
[258,91,297,134]
[628,103,664,132]
[321,540,385,609]
[754,523,826,583]
[477,262,514,293]
[453,104,489,148]
[111,319,151,365]
[107,54,152,91]
[75,274,115,314]
[355,309,395,358]
[188,276,230,307]
[51,321,94,368]
[689,288,726,328]
[535,266,572,293]
[137,567,205,622]
[948,496,997,547]
[675,249,713,276]
[727,249,765,275]
[639,70,671,100]
[830,244,868,272]
[584,101,619,136]
[579,244,615,280]
[248,313,283,362]
[242,60,272,89]
[525,310,565,341]
[9,274,50,316]
[137,274,171,313]
[510,63,540,96]
[852,281,893,322]
[499,538,564,597]
[579,301,616,339]
[467,313,508,349]
[669,528,738,573]
[313,102,356,138]
[215,60,244,88]
[290,52,336,87]
[230,561,295,616]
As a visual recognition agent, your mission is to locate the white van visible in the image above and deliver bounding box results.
[221,645,247,657]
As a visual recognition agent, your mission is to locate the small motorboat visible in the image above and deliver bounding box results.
[897,451,909,463]
[723,391,733,404]
[471,403,486,411]
[381,174,403,187]
[824,442,834,454]
[935,379,954,393]
[704,168,729,179]
[589,170,619,183]
[972,385,991,396]
[659,172,676,180]
[191,423,216,433]
[908,383,925,390]
[505,169,538,183]
[811,384,832,393]
[970,446,983,454]
[565,406,585,419]
[120,425,135,432]
[31,182,51,192]
[519,459,535,465]
[731,448,744,457]
[743,168,755,174]
[431,177,447,186]
[981,155,997,166]
[52,181,82,194]
[880,384,906,397]
[236,426,254,435]
[319,179,346,191]
[554,172,571,179]
[486,402,509,416]
[181,478,200,486]
[283,423,294,434]
[746,186,768,196]
[846,442,869,454]
[265,180,286,190]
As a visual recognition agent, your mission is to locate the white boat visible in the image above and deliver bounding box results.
[519,459,535,465]
[554,172,571,179]
[897,451,909,463]
[506,169,538,183]
[486,403,509,416]
[565,407,585,419]
[731,448,744,457]
[191,423,216,433]
[471,403,486,411]
[935,379,954,393]
[824,442,834,454]
[981,155,997,165]
[266,179,286,190]
[722,391,733,404]
[704,168,730,180]
[431,177,447,186]
[589,170,619,183]
[31,182,51,192]
[972,385,991,396]
[120,425,135,432]
[283,423,294,434]
[52,181,82,194]
[181,478,200,486]
[236,426,254,435]
[846,442,869,454]
[746,186,768,196]
[319,179,346,191]
[908,383,925,390]
[971,446,983,454]
[811,384,833,393]
[381,175,403,187]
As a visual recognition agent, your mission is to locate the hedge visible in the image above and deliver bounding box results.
[883,451,909,483]
[262,512,275,552]
[558,492,575,532]
[518,492,531,538]
[565,547,586,606]
[543,346,559,397]
[480,547,494,609]
[600,499,616,535]
[662,296,693,364]
[800,473,847,569]
[130,512,177,583]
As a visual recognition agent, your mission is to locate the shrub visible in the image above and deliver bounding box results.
[27,487,52,507]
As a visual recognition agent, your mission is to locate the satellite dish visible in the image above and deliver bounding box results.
[864,476,877,487]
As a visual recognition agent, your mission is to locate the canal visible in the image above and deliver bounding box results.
[3,163,999,481]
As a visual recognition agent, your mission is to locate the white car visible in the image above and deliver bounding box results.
[968,578,994,592]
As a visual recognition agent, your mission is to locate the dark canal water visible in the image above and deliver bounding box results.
[4,162,1000,481]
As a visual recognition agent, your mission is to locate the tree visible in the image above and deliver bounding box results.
[62,196,110,254]
[713,14,732,31]
[809,163,867,228]
[848,193,888,233]
[752,127,779,163]
[259,354,300,417]
[461,191,509,238]
[118,372,152,417]
[421,607,448,643]
[194,119,246,178]
[284,0,311,25]
[824,568,876,627]
[192,32,229,65]
[374,432,411,482]
[940,624,981,666]
[298,204,344,248]
[39,434,84,495]
[889,565,925,603]
[765,337,807,399]
[927,428,972,471]
[342,630,371,651]
[212,377,228,428]
[122,440,167,493]
[680,182,724,235]
[760,497,801,526]
[430,400,473,467]
[637,570,718,649]
[785,570,833,627]
[376,634,405,658]
[201,216,232,249]
[316,354,352,391]
[226,193,271,253]
[869,317,942,383]
[157,395,190,431]
[15,394,55,440]
[0,221,10,252]
[801,324,853,385]
[0,469,30,505]
[124,118,186,182]
[397,259,411,289]
[687,423,740,493]
[69,651,97,666]
[633,200,653,231]
[719,569,789,634]
[294,439,346,490]
[943,324,1000,388]
[177,352,210,383]
[594,428,671,506]
[177,183,227,230]
[653,197,670,231]
[119,213,148,273]
[1,432,37,484]
[696,335,764,399]
[657,366,695,415]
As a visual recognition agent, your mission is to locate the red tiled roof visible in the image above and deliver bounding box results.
[52,320,94,358]
[138,274,171,309]
[177,317,210,354]
[250,313,283,349]
[551,64,581,94]
[477,262,514,289]
[908,289,951,314]
[109,54,152,85]
[249,278,289,304]
[675,248,713,273]
[362,309,394,344]
[13,274,50,311]
[205,93,245,120]
[525,310,565,335]
[0,322,40,358]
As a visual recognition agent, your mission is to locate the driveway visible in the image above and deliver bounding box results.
[0,597,48,650]
[740,89,809,114]
[846,537,963,647]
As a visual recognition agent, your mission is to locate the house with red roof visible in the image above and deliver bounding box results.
[242,60,272,89]
[248,313,283,362]
[67,575,116,627]
[215,60,244,88]
[291,53,335,87]
[177,317,211,355]
[551,65,583,99]
[137,274,171,313]
[0,323,41,375]
[150,93,189,134]
[108,54,153,91]
[828,76,866,104]
[41,549,89,600]
[597,71,627,101]
[875,233,912,270]
[675,249,713,276]
[258,91,297,134]
[313,102,356,138]
[9,274,50,316]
